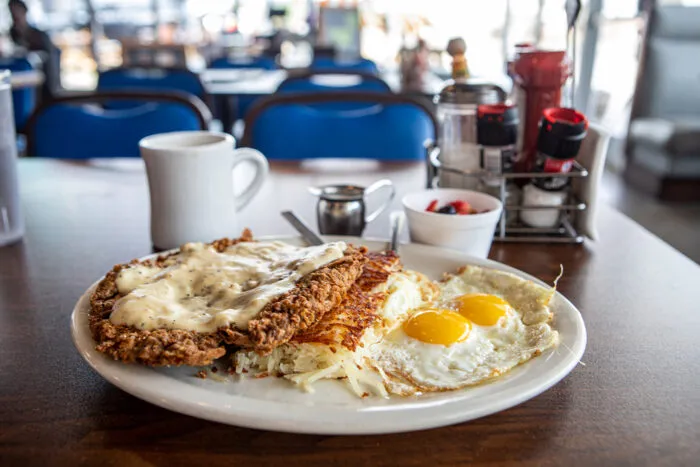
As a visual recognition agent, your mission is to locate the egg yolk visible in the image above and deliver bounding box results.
[456,294,511,326]
[403,309,471,345]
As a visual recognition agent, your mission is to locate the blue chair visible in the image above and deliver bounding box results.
[97,67,207,108]
[310,57,379,75]
[276,71,390,94]
[242,92,437,161]
[0,56,37,131]
[25,91,211,159]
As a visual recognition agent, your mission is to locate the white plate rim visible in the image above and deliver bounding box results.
[71,236,587,435]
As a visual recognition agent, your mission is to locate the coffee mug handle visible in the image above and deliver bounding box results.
[364,179,395,223]
[231,148,269,211]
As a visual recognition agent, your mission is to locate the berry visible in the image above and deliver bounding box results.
[437,205,457,214]
[449,200,472,215]
[426,199,439,212]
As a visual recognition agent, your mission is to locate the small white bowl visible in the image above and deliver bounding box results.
[402,188,503,258]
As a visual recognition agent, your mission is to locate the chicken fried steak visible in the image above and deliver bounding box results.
[89,230,367,366]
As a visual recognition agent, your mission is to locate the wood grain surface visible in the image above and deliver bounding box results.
[1,159,699,466]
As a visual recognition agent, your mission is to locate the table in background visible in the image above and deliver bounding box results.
[1,158,699,466]
[201,68,288,96]
[200,68,445,132]
[200,68,445,97]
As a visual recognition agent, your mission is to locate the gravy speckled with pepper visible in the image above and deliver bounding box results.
[110,241,346,333]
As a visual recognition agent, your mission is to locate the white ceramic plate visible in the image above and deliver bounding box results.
[71,236,586,435]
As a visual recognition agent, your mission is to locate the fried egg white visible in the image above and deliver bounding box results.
[367,265,560,395]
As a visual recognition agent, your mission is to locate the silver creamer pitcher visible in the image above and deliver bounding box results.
[309,179,395,236]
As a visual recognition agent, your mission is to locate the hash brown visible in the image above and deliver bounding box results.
[293,251,401,351]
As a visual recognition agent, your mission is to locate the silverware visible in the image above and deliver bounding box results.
[309,179,395,236]
[281,211,324,246]
[388,210,405,253]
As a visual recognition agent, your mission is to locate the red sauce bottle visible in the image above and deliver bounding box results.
[512,50,570,172]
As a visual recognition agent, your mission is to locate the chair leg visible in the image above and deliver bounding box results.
[222,96,237,134]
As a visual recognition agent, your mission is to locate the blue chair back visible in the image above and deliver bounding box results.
[97,68,206,108]
[243,92,437,161]
[210,56,278,70]
[310,57,379,75]
[276,71,390,94]
[25,91,211,159]
[0,57,37,131]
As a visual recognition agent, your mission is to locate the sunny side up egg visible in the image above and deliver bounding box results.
[367,265,560,396]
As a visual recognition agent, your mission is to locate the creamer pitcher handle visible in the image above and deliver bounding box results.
[364,179,395,223]
[231,148,269,211]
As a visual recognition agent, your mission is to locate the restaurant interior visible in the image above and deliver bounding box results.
[1,0,698,465]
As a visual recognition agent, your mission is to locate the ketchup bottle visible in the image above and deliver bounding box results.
[512,50,570,172]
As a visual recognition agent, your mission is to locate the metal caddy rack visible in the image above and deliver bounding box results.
[426,145,589,243]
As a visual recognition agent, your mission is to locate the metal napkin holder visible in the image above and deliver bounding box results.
[426,145,589,243]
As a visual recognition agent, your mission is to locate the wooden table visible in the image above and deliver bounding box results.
[1,158,699,466]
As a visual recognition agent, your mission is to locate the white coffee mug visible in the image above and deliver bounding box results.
[140,131,268,250]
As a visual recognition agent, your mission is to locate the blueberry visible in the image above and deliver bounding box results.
[438,205,457,214]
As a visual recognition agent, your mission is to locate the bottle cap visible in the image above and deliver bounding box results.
[477,104,519,146]
[536,107,588,160]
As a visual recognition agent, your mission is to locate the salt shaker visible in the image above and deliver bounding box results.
[0,71,24,246]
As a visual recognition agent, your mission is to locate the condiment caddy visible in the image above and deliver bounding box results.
[426,144,589,244]
[427,33,593,244]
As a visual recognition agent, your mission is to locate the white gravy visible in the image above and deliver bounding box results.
[109,241,347,332]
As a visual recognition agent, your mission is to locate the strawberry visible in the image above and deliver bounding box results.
[449,200,472,215]
[426,199,439,212]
